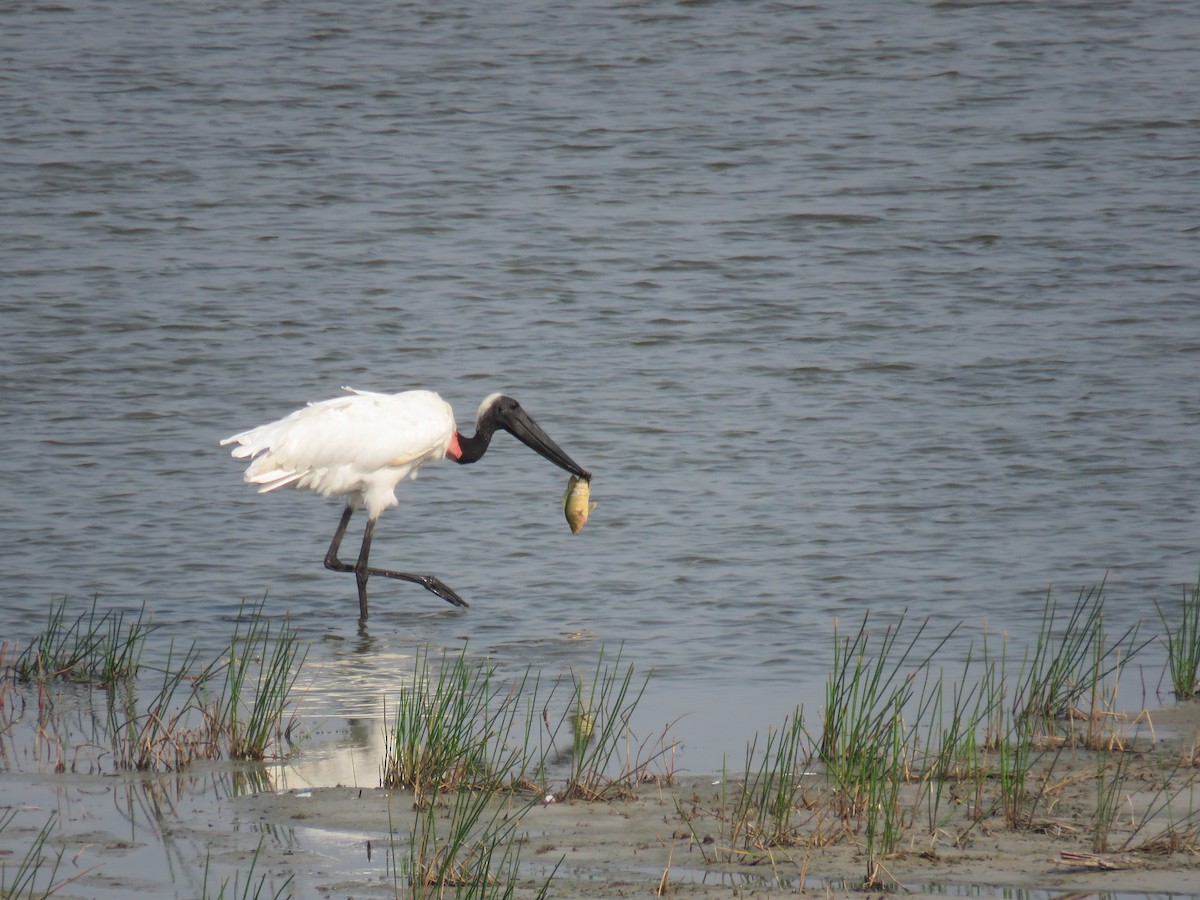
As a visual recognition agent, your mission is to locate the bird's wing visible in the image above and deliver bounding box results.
[223,390,456,493]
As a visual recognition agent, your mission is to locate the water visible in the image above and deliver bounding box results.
[2,0,1199,775]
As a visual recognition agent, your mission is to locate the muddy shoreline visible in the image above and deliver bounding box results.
[3,701,1198,898]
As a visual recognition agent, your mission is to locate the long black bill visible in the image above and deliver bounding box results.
[500,404,591,480]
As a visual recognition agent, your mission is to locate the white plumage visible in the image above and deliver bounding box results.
[221,388,454,520]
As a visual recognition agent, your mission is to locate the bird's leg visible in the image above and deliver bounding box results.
[367,566,469,609]
[325,509,469,615]
[323,506,370,617]
[324,505,356,571]
[358,517,470,610]
[353,519,374,619]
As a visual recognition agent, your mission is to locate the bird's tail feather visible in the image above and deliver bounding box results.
[245,468,305,493]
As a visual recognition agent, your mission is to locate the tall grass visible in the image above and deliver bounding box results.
[1015,582,1148,732]
[1121,756,1200,852]
[108,639,222,771]
[0,811,57,900]
[0,808,103,898]
[562,646,663,800]
[0,641,19,743]
[819,612,953,774]
[209,605,306,760]
[993,697,1045,829]
[1092,741,1136,852]
[919,644,1000,831]
[382,646,529,795]
[5,599,306,773]
[729,708,812,851]
[10,579,1200,892]
[817,612,954,883]
[404,787,557,899]
[13,598,152,685]
[694,579,1200,887]
[102,601,305,771]
[381,644,668,801]
[700,705,816,859]
[1156,574,1200,700]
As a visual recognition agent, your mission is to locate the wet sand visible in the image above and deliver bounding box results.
[3,702,1199,898]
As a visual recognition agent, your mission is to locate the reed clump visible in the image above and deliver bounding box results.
[675,706,823,881]
[207,608,306,760]
[562,646,678,800]
[382,646,526,796]
[1156,573,1200,700]
[2,598,306,775]
[1014,581,1150,741]
[400,785,557,900]
[381,644,674,800]
[107,640,225,771]
[13,598,152,685]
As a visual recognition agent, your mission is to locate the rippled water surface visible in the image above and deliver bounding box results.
[2,0,1198,774]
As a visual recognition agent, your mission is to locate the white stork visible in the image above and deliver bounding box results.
[221,389,591,617]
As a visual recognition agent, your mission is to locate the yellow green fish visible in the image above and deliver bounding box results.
[563,475,596,535]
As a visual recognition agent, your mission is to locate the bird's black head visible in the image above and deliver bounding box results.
[474,394,591,479]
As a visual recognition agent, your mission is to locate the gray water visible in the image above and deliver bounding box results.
[2,0,1199,775]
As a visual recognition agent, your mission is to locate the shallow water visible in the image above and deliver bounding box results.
[2,0,1199,777]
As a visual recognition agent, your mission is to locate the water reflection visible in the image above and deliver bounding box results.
[278,716,390,791]
[0,765,295,900]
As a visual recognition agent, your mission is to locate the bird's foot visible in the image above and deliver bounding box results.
[368,567,469,608]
